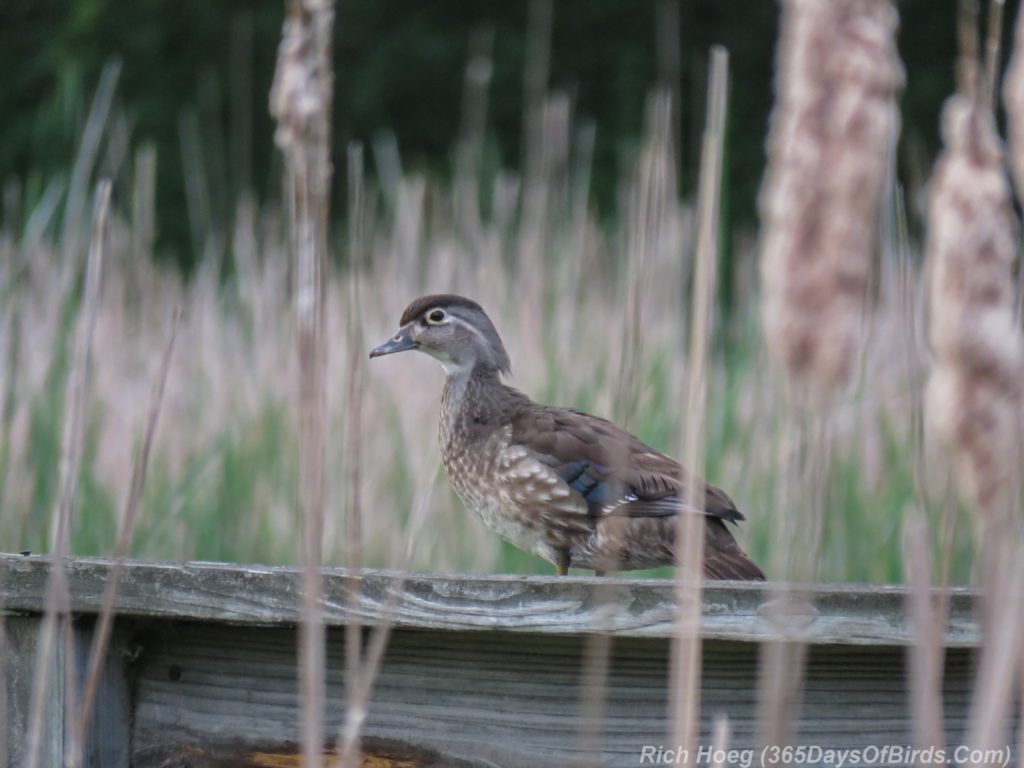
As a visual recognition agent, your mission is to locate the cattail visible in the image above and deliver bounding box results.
[270,3,335,766]
[760,0,903,396]
[925,94,1023,518]
[756,3,902,750]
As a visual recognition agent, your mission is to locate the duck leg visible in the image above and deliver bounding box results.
[556,550,571,576]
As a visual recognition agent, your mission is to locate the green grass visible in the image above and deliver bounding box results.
[132,404,299,563]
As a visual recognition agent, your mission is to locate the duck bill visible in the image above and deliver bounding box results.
[369,326,418,358]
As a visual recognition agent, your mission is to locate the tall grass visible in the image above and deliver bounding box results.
[25,178,109,768]
[0,153,984,582]
[0,22,1011,589]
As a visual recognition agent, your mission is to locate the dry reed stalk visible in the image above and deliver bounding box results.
[669,45,728,756]
[754,420,819,748]
[655,0,683,177]
[25,179,109,768]
[517,91,570,364]
[967,556,1024,754]
[230,12,256,197]
[614,92,674,427]
[937,483,959,599]
[0,193,23,522]
[1008,0,1024,322]
[516,0,553,351]
[455,26,493,258]
[985,0,1006,108]
[179,110,219,261]
[896,186,950,758]
[60,63,120,266]
[960,0,982,86]
[334,463,441,767]
[572,546,623,768]
[568,108,630,748]
[904,510,946,755]
[709,715,731,768]
[521,0,553,193]
[759,0,904,397]
[757,405,831,748]
[131,145,157,263]
[68,307,181,766]
[340,143,367,767]
[270,1,335,764]
[573,623,614,768]
[1005,2,1024,211]
[555,121,595,360]
[894,189,942,551]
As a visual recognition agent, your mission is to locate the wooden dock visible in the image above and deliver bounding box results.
[0,555,985,767]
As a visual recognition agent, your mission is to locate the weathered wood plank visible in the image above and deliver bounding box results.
[0,613,134,768]
[72,621,133,768]
[0,555,981,646]
[0,556,1000,766]
[128,622,975,768]
[2,615,63,768]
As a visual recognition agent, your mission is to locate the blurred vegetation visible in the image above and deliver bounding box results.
[0,0,1005,273]
[0,0,1014,583]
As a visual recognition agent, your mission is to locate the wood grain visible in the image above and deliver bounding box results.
[3,616,63,768]
[0,555,981,646]
[128,622,974,768]
[1,615,132,768]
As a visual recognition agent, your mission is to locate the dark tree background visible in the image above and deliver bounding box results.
[0,1,1011,269]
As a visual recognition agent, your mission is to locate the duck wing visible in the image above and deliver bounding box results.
[508,405,744,523]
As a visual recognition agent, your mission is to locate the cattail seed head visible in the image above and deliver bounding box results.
[925,96,1023,515]
[760,0,904,396]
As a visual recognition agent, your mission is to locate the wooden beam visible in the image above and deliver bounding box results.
[0,555,980,646]
[3,616,63,768]
[127,624,974,767]
[72,621,133,768]
[1,614,134,768]
[0,556,987,766]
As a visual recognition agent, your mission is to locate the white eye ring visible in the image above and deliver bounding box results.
[425,308,447,324]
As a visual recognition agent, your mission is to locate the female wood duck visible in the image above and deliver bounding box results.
[370,294,764,579]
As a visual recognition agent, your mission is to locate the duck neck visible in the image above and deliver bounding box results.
[440,363,503,442]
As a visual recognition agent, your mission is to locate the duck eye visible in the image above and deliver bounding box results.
[426,309,446,324]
